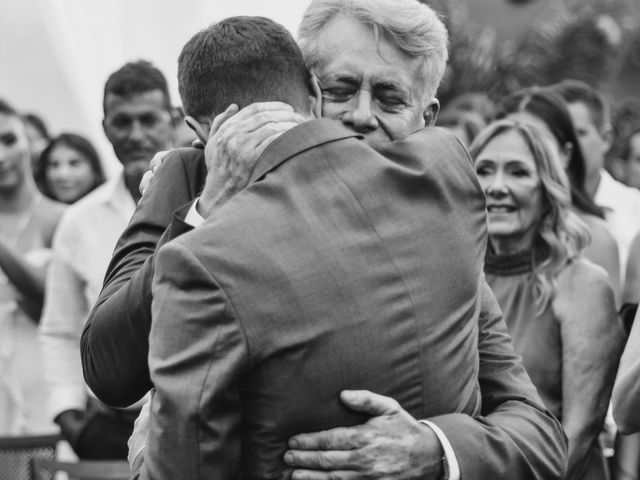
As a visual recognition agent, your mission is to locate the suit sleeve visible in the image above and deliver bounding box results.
[140,240,249,480]
[81,150,204,407]
[428,280,568,480]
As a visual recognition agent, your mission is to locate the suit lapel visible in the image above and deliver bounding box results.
[248,119,361,184]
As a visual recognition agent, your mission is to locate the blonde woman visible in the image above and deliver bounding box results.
[471,120,625,480]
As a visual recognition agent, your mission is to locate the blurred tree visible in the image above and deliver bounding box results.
[436,0,640,107]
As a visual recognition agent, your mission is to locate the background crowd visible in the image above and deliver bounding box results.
[3,0,640,480]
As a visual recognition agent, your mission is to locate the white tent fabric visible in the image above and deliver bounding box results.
[2,0,309,175]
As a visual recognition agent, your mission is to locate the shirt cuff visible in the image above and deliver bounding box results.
[419,420,461,480]
[49,387,87,420]
[184,198,205,227]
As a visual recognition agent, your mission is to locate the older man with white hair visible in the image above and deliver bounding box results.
[82,1,567,479]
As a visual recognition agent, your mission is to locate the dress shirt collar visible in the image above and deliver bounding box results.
[594,170,621,212]
[249,118,361,184]
[92,172,137,220]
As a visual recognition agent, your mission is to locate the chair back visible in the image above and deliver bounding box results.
[0,434,60,480]
[30,458,131,480]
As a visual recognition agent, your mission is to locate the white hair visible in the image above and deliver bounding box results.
[297,0,449,100]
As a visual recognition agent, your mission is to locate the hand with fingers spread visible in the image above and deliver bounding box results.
[284,390,444,480]
[196,101,306,218]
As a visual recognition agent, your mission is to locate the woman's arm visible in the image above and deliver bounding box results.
[553,259,625,480]
[0,234,47,313]
[613,306,640,433]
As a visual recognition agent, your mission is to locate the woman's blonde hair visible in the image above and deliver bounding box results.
[469,120,591,314]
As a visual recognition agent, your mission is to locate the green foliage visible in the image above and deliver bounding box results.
[437,0,639,106]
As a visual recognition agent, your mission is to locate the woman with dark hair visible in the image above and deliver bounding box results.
[0,98,65,433]
[471,119,624,480]
[497,86,622,305]
[39,133,106,204]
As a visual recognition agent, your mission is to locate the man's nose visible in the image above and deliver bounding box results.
[340,92,378,133]
[0,146,9,165]
[128,120,145,143]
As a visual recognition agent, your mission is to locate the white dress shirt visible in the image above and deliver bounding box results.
[595,170,640,278]
[39,174,136,419]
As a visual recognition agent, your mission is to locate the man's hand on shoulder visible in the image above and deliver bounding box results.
[195,102,305,218]
[284,390,445,480]
[139,150,170,198]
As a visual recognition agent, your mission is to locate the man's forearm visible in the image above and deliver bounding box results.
[81,258,154,407]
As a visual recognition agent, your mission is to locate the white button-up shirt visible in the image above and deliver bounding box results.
[595,170,640,278]
[39,174,136,419]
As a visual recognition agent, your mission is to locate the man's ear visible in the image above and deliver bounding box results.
[560,142,573,169]
[185,116,210,146]
[602,125,614,154]
[102,118,113,143]
[310,73,322,118]
[423,99,440,127]
[170,107,184,128]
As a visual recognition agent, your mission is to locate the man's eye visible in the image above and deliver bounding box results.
[379,95,404,106]
[111,117,131,129]
[141,115,160,127]
[322,88,354,102]
[377,95,406,112]
[0,134,17,146]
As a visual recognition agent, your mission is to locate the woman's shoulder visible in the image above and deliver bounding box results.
[557,257,611,293]
[578,212,617,247]
[553,257,615,321]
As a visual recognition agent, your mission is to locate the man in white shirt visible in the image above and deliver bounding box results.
[554,79,640,278]
[39,60,175,459]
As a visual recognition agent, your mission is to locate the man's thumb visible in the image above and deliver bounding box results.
[340,390,401,416]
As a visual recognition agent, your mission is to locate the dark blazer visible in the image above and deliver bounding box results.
[139,120,565,479]
[81,147,206,406]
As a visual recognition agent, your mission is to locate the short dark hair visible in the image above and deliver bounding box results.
[178,16,311,119]
[552,79,610,132]
[39,133,106,198]
[103,60,172,114]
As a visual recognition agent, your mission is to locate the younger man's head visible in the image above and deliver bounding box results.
[178,16,314,129]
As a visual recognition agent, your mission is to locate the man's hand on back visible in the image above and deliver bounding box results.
[284,390,445,480]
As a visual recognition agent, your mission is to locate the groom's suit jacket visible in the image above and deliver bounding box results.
[140,119,565,480]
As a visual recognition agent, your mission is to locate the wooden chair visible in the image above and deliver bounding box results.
[0,434,60,480]
[30,458,131,480]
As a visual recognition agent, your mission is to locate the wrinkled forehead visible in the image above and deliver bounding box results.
[313,16,428,87]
